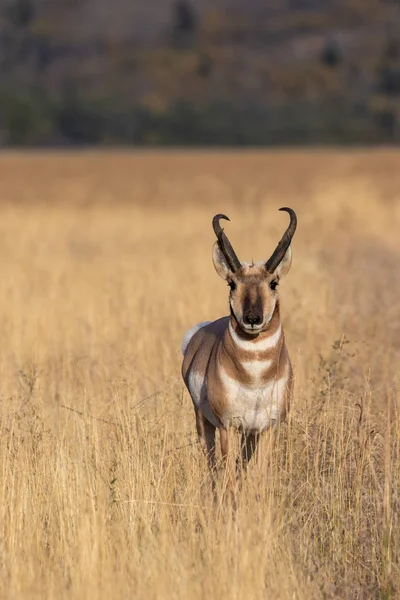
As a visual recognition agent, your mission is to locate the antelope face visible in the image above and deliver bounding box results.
[212,209,296,336]
[225,262,289,334]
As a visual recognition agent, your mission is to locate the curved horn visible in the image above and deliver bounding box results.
[212,214,241,272]
[265,207,297,274]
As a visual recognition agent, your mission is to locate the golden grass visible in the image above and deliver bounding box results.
[0,149,399,599]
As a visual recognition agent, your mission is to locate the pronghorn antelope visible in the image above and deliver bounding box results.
[181,208,297,490]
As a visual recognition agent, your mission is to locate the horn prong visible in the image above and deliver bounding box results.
[265,208,297,274]
[212,214,241,273]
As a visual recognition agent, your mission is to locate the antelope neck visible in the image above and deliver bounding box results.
[223,302,282,361]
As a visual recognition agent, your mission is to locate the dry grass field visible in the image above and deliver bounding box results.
[0,149,399,599]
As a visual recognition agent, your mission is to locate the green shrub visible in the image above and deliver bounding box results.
[0,86,53,145]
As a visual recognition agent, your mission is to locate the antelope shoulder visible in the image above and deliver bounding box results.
[181,321,212,355]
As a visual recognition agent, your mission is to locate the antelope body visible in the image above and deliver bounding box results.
[181,209,297,486]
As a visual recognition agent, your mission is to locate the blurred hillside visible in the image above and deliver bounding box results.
[1,0,400,145]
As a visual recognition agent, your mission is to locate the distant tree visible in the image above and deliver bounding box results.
[289,0,317,9]
[0,86,53,145]
[321,40,342,68]
[197,54,213,78]
[56,85,106,144]
[175,1,196,34]
[376,66,400,95]
[33,36,54,72]
[4,0,34,28]
[172,1,197,47]
[374,108,397,139]
[383,38,400,60]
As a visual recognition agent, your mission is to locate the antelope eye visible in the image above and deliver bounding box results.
[270,280,278,290]
[228,281,236,291]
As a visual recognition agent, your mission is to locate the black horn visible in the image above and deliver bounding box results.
[212,214,242,272]
[265,208,297,274]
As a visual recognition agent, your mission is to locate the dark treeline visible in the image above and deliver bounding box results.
[1,0,400,146]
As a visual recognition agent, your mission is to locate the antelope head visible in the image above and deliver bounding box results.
[212,208,297,335]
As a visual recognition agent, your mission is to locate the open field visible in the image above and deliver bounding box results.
[0,149,399,599]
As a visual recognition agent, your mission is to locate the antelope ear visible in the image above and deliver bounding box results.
[273,246,292,279]
[212,242,233,280]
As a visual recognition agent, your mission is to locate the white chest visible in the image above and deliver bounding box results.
[219,366,289,434]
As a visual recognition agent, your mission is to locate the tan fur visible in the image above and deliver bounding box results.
[182,241,294,496]
[182,304,292,425]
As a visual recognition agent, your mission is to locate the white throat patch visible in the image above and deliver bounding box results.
[228,321,282,352]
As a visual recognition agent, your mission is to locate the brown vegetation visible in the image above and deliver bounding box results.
[0,150,399,598]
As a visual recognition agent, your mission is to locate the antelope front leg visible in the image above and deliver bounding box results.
[195,408,216,486]
[258,427,277,477]
[240,432,260,469]
[219,427,237,500]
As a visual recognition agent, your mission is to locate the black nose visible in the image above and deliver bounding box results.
[243,314,262,326]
